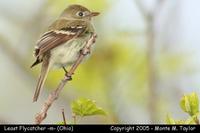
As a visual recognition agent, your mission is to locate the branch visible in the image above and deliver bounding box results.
[134,0,165,21]
[134,0,150,21]
[34,34,97,124]
[153,0,165,17]
[134,0,167,123]
[62,109,66,125]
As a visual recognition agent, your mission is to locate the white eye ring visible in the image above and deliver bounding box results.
[77,11,84,17]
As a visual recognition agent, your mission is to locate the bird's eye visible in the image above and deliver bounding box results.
[78,12,84,17]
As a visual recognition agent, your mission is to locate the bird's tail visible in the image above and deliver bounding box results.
[33,59,50,102]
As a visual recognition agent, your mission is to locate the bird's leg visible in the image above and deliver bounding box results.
[62,67,72,80]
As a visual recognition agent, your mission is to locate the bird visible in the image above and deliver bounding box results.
[31,4,100,102]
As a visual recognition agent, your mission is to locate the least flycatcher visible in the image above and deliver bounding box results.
[31,4,100,102]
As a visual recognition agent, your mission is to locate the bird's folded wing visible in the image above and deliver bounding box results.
[34,19,87,58]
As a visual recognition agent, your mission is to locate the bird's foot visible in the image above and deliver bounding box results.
[62,67,73,80]
[80,48,91,56]
[65,73,72,81]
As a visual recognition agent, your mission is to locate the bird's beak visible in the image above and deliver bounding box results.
[90,12,100,17]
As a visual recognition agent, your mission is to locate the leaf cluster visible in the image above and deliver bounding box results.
[166,92,199,124]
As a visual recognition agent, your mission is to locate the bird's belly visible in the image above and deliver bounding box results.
[50,39,85,68]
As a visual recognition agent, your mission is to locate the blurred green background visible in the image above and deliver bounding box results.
[0,0,200,124]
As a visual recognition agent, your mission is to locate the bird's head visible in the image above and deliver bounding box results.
[60,4,100,21]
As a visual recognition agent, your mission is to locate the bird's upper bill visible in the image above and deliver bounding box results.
[90,12,100,17]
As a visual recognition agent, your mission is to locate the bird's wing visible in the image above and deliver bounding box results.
[34,19,88,58]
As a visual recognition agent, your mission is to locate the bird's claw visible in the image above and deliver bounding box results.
[65,73,72,81]
[80,49,90,56]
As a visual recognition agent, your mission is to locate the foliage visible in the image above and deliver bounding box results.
[71,98,106,117]
[166,92,199,124]
[57,98,106,124]
[180,92,199,116]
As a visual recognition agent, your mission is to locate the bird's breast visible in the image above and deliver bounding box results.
[50,38,87,68]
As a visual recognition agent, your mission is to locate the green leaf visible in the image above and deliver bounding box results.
[180,92,199,116]
[166,114,176,124]
[71,98,106,117]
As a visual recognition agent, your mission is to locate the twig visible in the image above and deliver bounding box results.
[62,109,66,125]
[72,113,77,124]
[34,34,97,124]
[195,117,199,125]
